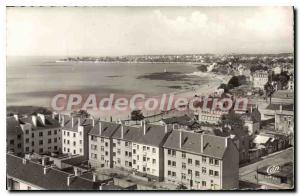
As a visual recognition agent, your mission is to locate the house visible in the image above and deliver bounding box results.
[163,130,239,190]
[6,153,111,190]
[6,113,62,155]
[160,115,200,131]
[240,107,261,136]
[61,116,93,158]
[252,71,269,89]
[274,105,294,137]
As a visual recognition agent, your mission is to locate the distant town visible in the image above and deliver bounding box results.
[7,53,294,190]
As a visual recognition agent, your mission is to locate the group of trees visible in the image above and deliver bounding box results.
[218,75,247,93]
[196,65,207,72]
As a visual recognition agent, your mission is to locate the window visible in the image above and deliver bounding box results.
[105,142,108,147]
[168,160,171,166]
[48,139,51,144]
[64,131,66,136]
[80,148,82,153]
[137,145,139,149]
[202,167,206,174]
[188,158,192,165]
[67,132,70,136]
[152,148,156,153]
[73,133,76,137]
[143,156,146,162]
[168,149,171,155]
[202,181,206,187]
[215,159,219,166]
[39,148,43,153]
[172,161,176,167]
[117,149,121,154]
[195,160,200,166]
[133,159,136,164]
[105,151,108,156]
[17,143,21,148]
[100,138,104,142]
[214,171,219,177]
[101,146,104,151]
[39,132,43,137]
[79,140,82,144]
[202,156,206,163]
[113,143,116,147]
[168,170,171,176]
[209,158,214,165]
[9,140,14,145]
[182,173,186,180]
[195,171,200,178]
[125,141,130,147]
[133,149,136,154]
[31,141,34,146]
[31,133,34,138]
[172,172,176,177]
[25,130,29,134]
[188,169,192,175]
[25,147,29,152]
[117,140,120,145]
[54,138,57,143]
[152,159,156,164]
[67,140,70,144]
[209,170,214,176]
[73,141,76,146]
[48,130,51,135]
[101,155,104,161]
[182,152,186,159]
[39,140,43,145]
[25,138,29,143]
[147,146,150,151]
[172,150,176,156]
[143,146,146,151]
[54,130,57,135]
[125,151,128,156]
[17,134,21,139]
[182,163,186,169]
[54,146,58,150]
[73,150,76,154]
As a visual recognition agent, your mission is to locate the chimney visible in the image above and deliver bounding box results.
[42,158,46,166]
[225,137,228,148]
[92,118,95,127]
[140,120,143,127]
[13,114,18,121]
[32,115,37,127]
[61,115,65,126]
[78,118,81,126]
[99,121,102,135]
[67,176,71,186]
[143,121,147,135]
[22,158,27,165]
[179,131,182,149]
[74,167,79,176]
[43,167,48,175]
[58,113,61,123]
[71,117,74,127]
[99,185,103,190]
[52,112,55,119]
[250,105,253,113]
[93,173,97,182]
[200,134,204,153]
[38,114,45,125]
[121,125,124,139]
[165,124,168,134]
[280,105,282,113]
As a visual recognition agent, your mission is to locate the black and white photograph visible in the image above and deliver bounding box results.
[4,4,295,191]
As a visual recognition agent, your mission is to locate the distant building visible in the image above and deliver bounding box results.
[274,105,294,145]
[252,71,269,89]
[163,130,239,190]
[240,107,261,136]
[6,113,61,155]
[160,115,200,131]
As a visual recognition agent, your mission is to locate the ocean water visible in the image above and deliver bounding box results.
[7,56,211,108]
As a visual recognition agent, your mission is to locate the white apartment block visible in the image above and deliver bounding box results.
[163,130,239,190]
[252,71,269,89]
[62,116,92,158]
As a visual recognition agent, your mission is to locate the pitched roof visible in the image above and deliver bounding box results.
[163,131,229,159]
[7,154,102,190]
[89,121,120,138]
[62,116,93,132]
[18,115,60,130]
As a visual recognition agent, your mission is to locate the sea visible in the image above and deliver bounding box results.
[7,56,211,110]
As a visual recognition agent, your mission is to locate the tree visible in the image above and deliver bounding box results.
[264,81,276,104]
[130,110,144,121]
[221,111,245,128]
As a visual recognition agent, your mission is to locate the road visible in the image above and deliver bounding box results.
[239,147,294,185]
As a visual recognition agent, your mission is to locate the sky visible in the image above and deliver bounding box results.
[6,6,294,56]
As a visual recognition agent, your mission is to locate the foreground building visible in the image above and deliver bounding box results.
[6,153,110,190]
[6,113,62,155]
[163,130,239,190]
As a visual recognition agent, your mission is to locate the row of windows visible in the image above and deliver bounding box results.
[167,151,220,166]
[25,146,58,152]
[64,147,82,154]
[63,139,82,145]
[168,168,219,178]
[64,131,82,137]
[25,129,60,136]
[135,145,157,154]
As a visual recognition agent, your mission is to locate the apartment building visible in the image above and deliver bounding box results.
[241,107,261,136]
[89,120,120,168]
[131,121,171,181]
[111,123,139,171]
[7,116,23,155]
[6,113,62,155]
[252,70,269,89]
[62,116,93,158]
[163,130,239,190]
